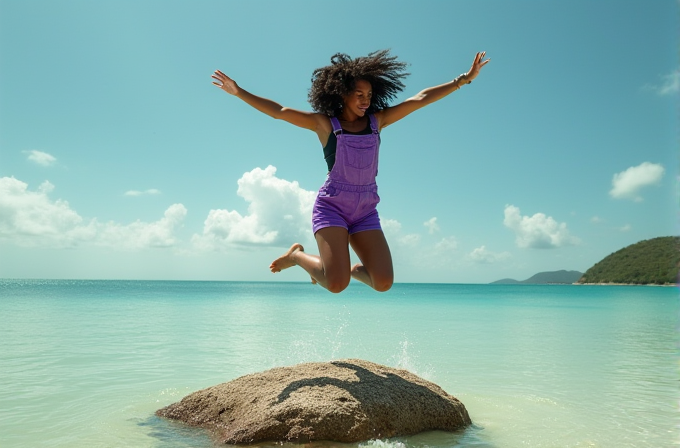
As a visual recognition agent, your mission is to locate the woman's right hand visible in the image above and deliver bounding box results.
[209,70,324,136]
[211,70,239,95]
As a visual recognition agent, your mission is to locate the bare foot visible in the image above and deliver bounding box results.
[270,243,304,273]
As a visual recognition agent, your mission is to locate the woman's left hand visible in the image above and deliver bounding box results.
[466,51,490,82]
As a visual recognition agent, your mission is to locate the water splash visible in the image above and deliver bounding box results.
[359,439,407,448]
[390,339,434,380]
[274,306,352,366]
[395,340,413,370]
[285,339,322,364]
[324,305,350,359]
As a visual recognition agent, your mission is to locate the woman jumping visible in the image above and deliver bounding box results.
[212,50,489,293]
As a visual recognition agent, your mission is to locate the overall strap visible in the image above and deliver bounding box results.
[330,117,343,135]
[368,114,379,134]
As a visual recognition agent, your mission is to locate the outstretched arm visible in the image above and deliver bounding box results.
[376,52,490,129]
[211,70,327,134]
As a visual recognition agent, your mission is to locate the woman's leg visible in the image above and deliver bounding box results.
[349,229,394,292]
[269,227,351,293]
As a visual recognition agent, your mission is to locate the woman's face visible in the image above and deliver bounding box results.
[342,79,372,118]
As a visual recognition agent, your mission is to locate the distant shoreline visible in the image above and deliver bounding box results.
[575,282,677,287]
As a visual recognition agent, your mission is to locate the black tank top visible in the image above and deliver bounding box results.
[322,120,372,172]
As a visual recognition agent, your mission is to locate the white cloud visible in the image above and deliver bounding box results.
[385,217,454,252]
[124,189,161,197]
[0,177,88,247]
[590,216,603,224]
[382,218,402,236]
[435,236,458,252]
[610,162,665,202]
[370,216,464,272]
[398,233,421,247]
[24,150,56,166]
[618,224,631,232]
[468,245,511,264]
[423,217,439,234]
[97,204,186,249]
[0,176,185,249]
[192,166,316,249]
[379,218,420,247]
[503,205,578,249]
[645,68,680,96]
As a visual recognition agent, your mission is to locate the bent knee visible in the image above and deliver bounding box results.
[327,280,349,294]
[373,277,393,292]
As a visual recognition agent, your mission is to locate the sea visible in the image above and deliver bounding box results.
[0,280,678,448]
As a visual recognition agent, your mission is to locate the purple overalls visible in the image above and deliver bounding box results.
[312,114,382,235]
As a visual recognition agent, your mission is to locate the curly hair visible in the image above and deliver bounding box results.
[308,49,409,117]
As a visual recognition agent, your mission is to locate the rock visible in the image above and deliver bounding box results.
[156,359,471,444]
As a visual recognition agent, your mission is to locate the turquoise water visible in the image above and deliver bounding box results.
[0,280,677,447]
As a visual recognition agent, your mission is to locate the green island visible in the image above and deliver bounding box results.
[578,236,679,285]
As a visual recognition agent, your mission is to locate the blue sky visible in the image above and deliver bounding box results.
[0,0,677,283]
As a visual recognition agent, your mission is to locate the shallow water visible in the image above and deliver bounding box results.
[0,280,677,447]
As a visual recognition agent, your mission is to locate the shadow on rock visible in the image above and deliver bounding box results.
[156,359,471,445]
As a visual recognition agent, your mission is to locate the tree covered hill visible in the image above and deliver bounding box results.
[578,236,679,285]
